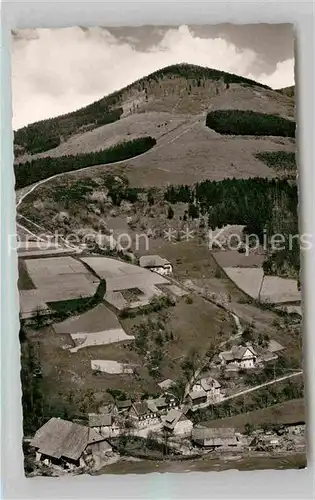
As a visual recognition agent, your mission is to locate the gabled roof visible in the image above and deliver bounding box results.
[30,417,104,461]
[165,409,181,424]
[132,402,151,417]
[147,400,159,413]
[139,255,171,268]
[158,379,175,390]
[88,413,112,427]
[192,426,236,441]
[200,377,221,392]
[154,397,168,408]
[164,409,183,430]
[189,389,207,400]
[231,345,256,360]
[220,351,235,362]
[116,400,132,410]
[268,340,285,353]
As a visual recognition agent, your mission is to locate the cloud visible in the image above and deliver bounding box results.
[249,58,295,89]
[11,25,294,130]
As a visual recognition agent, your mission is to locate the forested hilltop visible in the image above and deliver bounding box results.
[14,63,272,156]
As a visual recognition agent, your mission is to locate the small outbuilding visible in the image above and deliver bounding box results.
[192,427,239,449]
[139,255,173,276]
[163,409,193,436]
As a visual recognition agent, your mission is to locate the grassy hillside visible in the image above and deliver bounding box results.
[202,399,305,431]
[14,63,271,156]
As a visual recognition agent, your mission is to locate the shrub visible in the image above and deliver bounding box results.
[185,295,193,304]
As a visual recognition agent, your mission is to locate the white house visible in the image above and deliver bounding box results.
[129,402,160,429]
[191,376,222,405]
[219,344,257,369]
[139,255,173,276]
[88,413,120,438]
[163,409,193,436]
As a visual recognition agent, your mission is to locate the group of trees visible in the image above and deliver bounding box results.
[165,177,297,237]
[130,313,175,379]
[15,137,156,188]
[206,110,296,137]
[164,176,300,277]
[14,106,123,155]
[243,355,301,387]
[134,63,271,90]
[256,151,296,173]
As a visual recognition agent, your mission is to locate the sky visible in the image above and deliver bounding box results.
[11,24,295,130]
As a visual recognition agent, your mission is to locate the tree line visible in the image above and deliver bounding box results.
[206,110,296,137]
[14,106,123,155]
[14,136,156,189]
[165,177,297,236]
[164,177,299,275]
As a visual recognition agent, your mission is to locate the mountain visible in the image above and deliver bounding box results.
[14,63,294,160]
[16,63,298,279]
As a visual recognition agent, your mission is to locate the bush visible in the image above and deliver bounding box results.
[206,110,296,137]
[185,295,193,304]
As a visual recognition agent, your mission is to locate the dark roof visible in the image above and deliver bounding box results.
[200,377,221,391]
[116,400,132,409]
[133,402,151,416]
[231,345,256,360]
[192,426,236,442]
[154,397,168,408]
[30,418,104,461]
[139,255,171,268]
[189,390,207,400]
[88,413,112,427]
[164,409,183,430]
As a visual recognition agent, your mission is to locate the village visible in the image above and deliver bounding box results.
[26,377,305,475]
[17,235,305,476]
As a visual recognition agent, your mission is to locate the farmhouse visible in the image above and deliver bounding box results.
[219,344,257,369]
[129,402,159,428]
[139,255,173,276]
[30,417,111,469]
[191,427,239,449]
[147,394,179,415]
[192,376,222,404]
[116,400,133,414]
[189,389,207,408]
[163,409,193,436]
